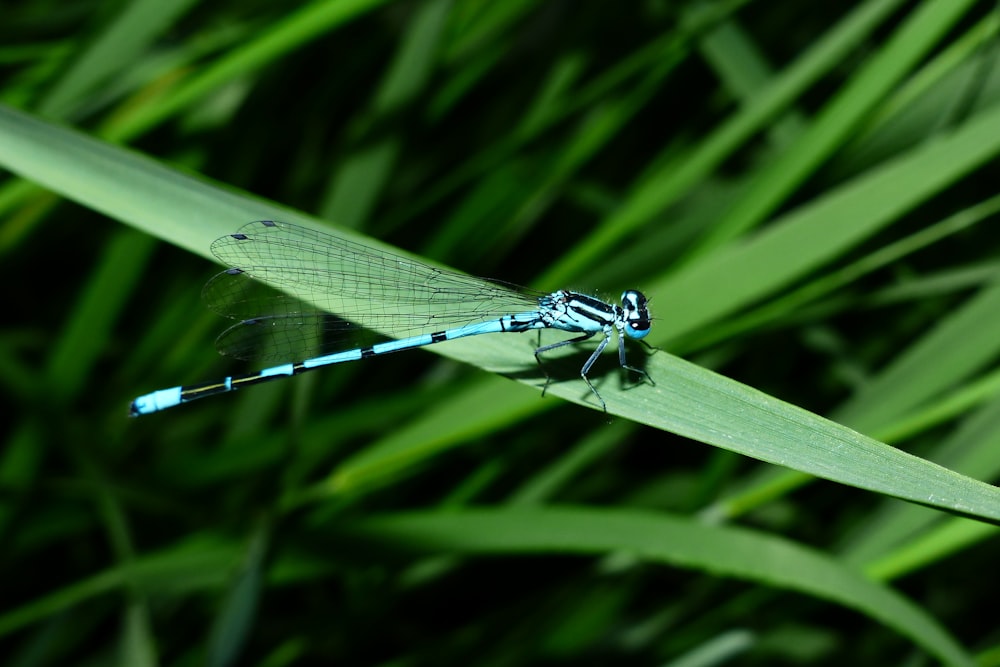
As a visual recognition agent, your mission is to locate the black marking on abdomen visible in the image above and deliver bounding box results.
[361,347,377,359]
[431,331,448,343]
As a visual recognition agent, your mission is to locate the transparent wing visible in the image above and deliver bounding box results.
[203,220,543,361]
[201,274,374,362]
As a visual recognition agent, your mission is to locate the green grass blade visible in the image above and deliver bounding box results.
[691,0,979,255]
[834,278,1000,431]
[652,99,1000,344]
[349,507,976,667]
[103,0,393,142]
[39,0,199,118]
[319,345,1000,522]
[2,101,996,523]
[537,0,911,286]
[0,537,239,637]
[319,0,451,227]
[7,3,1000,664]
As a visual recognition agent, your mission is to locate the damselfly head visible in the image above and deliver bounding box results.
[620,290,651,339]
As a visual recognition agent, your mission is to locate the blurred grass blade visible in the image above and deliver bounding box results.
[538,0,911,286]
[349,507,975,667]
[103,0,393,142]
[40,0,199,118]
[320,0,451,227]
[653,99,1000,343]
[862,516,997,582]
[207,521,270,667]
[677,195,1000,352]
[44,230,156,401]
[118,600,157,667]
[0,537,239,637]
[691,0,978,255]
[834,277,1000,432]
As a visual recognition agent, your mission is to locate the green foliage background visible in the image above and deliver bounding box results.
[2,0,1000,665]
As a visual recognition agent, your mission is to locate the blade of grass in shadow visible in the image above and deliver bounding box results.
[505,422,634,507]
[696,5,806,146]
[833,10,1000,176]
[834,277,1000,432]
[385,28,691,237]
[0,0,388,245]
[346,507,975,667]
[673,194,1000,353]
[319,0,450,228]
[862,516,997,583]
[102,0,392,142]
[651,99,1000,344]
[0,536,239,638]
[537,0,910,287]
[44,230,157,403]
[287,377,549,505]
[71,439,157,667]
[39,0,200,118]
[872,366,1000,446]
[206,520,270,667]
[689,0,978,258]
[424,53,676,264]
[119,600,157,667]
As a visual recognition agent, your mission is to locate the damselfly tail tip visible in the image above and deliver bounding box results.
[128,387,183,417]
